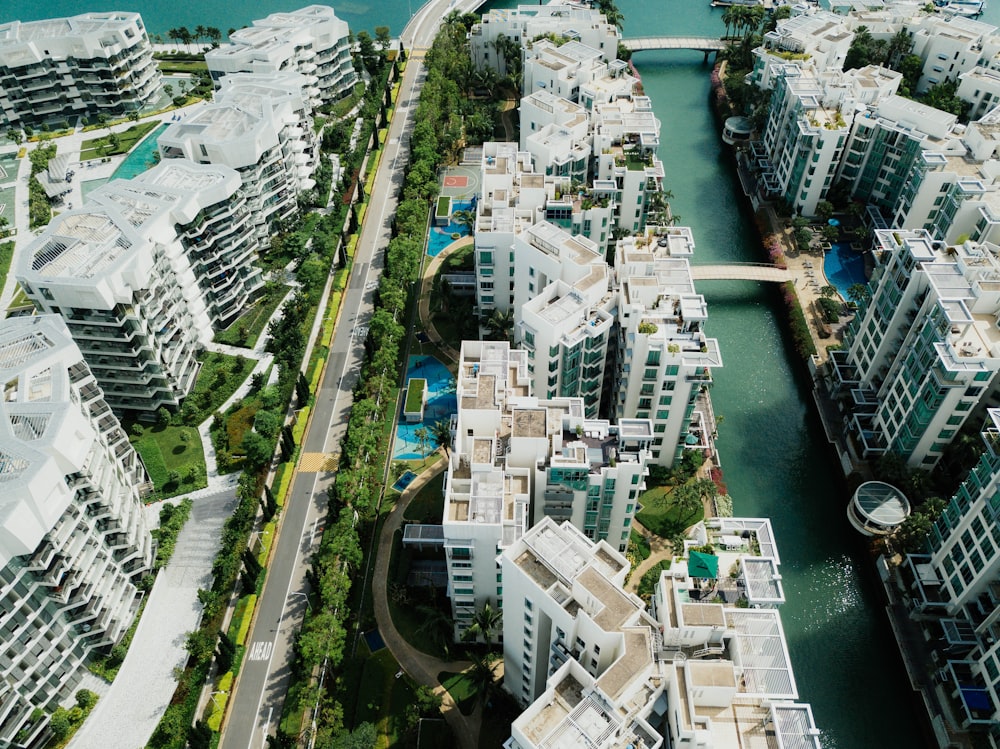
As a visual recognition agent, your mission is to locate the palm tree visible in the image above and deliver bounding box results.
[414,426,431,463]
[467,652,500,707]
[484,308,514,342]
[194,25,207,45]
[462,602,503,646]
[431,418,453,458]
[819,285,838,299]
[415,604,455,658]
[847,283,871,306]
[721,6,736,40]
[452,209,476,236]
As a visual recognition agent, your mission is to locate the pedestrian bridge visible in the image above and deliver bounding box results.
[690,263,792,283]
[621,37,728,53]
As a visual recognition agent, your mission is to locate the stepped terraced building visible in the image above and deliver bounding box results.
[0,12,160,129]
[0,315,153,749]
[205,5,356,106]
[16,159,261,413]
[502,517,821,749]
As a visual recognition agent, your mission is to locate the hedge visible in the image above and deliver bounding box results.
[257,521,276,567]
[292,406,310,444]
[234,594,256,646]
[206,671,234,731]
[781,281,818,359]
[271,462,294,507]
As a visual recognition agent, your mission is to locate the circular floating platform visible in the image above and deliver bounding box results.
[722,116,752,145]
[848,480,911,537]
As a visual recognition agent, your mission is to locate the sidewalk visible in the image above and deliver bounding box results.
[70,489,237,749]
[372,456,484,749]
[417,238,471,363]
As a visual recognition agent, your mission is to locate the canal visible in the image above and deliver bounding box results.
[619,1,923,746]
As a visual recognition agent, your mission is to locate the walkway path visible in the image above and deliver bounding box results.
[70,489,237,749]
[372,456,484,749]
[624,520,675,594]
[417,238,472,363]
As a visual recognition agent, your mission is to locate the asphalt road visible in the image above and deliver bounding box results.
[217,0,463,744]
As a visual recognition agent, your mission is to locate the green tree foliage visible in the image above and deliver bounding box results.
[923,80,970,121]
[895,497,946,554]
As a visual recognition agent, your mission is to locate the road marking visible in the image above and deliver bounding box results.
[248,641,273,661]
[354,325,369,339]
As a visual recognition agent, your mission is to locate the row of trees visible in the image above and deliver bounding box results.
[161,25,223,48]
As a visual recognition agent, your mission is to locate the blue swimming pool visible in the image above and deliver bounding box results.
[824,242,867,300]
[394,355,457,460]
[110,122,169,182]
[427,199,474,257]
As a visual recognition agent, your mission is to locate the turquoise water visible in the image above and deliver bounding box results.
[395,356,456,460]
[824,242,867,300]
[616,0,923,744]
[428,199,473,257]
[110,123,169,182]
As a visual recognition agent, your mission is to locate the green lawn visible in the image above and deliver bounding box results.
[634,482,706,539]
[156,60,208,74]
[79,121,158,161]
[438,671,477,716]
[131,424,205,499]
[185,351,253,421]
[352,649,419,749]
[404,379,425,412]
[0,242,14,288]
[214,283,289,349]
[403,475,444,523]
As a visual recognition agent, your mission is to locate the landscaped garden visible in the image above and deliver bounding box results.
[130,423,204,498]
[213,282,290,349]
[79,121,159,161]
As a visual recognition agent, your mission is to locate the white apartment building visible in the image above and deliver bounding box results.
[474,142,547,314]
[907,14,997,94]
[592,95,666,235]
[205,5,356,106]
[522,40,609,103]
[0,315,153,749]
[749,8,854,90]
[0,12,160,129]
[615,229,723,467]
[831,229,1000,468]
[502,517,821,748]
[901,408,1000,739]
[16,159,259,413]
[441,341,652,639]
[470,5,620,76]
[158,72,316,245]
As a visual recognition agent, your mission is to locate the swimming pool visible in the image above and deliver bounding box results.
[824,242,867,300]
[427,199,474,257]
[394,355,457,460]
[110,122,169,182]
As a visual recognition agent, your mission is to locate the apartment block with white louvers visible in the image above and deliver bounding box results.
[0,12,160,129]
[502,516,821,749]
[831,229,1000,469]
[470,5,620,77]
[615,228,723,467]
[157,70,317,246]
[0,315,153,749]
[204,5,356,107]
[441,341,652,640]
[16,159,260,413]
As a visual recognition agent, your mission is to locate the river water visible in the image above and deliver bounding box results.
[1,0,937,744]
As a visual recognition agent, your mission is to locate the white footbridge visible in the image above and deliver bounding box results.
[621,37,728,54]
[690,263,792,283]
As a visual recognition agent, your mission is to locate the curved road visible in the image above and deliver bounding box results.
[219,1,485,748]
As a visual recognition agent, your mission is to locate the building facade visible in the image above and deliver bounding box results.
[205,5,356,106]
[440,341,652,640]
[0,315,153,749]
[17,159,260,413]
[0,12,160,129]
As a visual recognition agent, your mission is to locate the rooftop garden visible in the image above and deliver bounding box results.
[404,378,426,413]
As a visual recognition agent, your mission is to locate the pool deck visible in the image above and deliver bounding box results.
[0,98,211,314]
[758,206,859,365]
